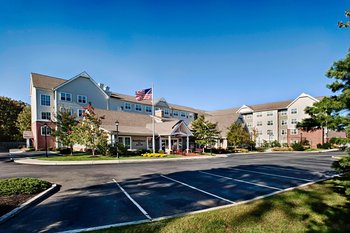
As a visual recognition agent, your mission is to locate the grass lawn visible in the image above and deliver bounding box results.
[92,175,350,233]
[36,153,185,161]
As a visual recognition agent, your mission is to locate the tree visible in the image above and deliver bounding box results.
[0,96,26,141]
[298,49,350,144]
[226,123,251,149]
[52,110,78,155]
[191,115,220,152]
[338,10,350,28]
[16,106,31,134]
[71,105,108,156]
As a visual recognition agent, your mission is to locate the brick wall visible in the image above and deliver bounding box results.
[287,128,324,149]
[33,121,56,150]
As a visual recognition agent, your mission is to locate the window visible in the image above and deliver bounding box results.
[118,136,131,149]
[280,110,287,116]
[60,107,73,116]
[246,114,252,119]
[281,129,287,135]
[291,119,297,124]
[135,104,142,112]
[257,121,262,126]
[60,92,72,101]
[41,126,51,136]
[164,109,169,115]
[267,120,273,126]
[189,113,193,118]
[78,109,85,117]
[256,112,262,117]
[247,123,252,127]
[267,111,273,116]
[291,108,297,114]
[40,95,50,106]
[124,103,132,110]
[267,130,273,136]
[281,120,287,126]
[41,112,51,120]
[258,130,263,135]
[291,129,298,135]
[145,106,152,113]
[173,110,179,116]
[77,95,87,104]
[181,112,186,117]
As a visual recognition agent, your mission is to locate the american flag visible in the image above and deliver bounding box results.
[135,88,152,101]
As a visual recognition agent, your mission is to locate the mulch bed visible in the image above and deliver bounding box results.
[0,194,35,216]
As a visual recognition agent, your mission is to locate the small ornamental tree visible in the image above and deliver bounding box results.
[191,115,220,152]
[16,105,31,134]
[52,110,78,155]
[226,123,250,149]
[72,105,108,156]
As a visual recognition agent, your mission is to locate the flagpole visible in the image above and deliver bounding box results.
[152,83,155,154]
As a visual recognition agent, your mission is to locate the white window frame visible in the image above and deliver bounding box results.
[267,120,273,126]
[77,95,87,104]
[267,130,273,135]
[41,126,51,136]
[60,107,73,116]
[124,102,132,111]
[267,111,273,116]
[281,129,287,135]
[145,106,152,113]
[164,109,169,115]
[40,94,50,106]
[135,104,142,112]
[291,108,297,114]
[173,110,179,116]
[280,110,287,116]
[291,119,297,124]
[180,112,186,117]
[60,92,72,102]
[247,123,252,127]
[256,112,262,117]
[41,112,51,120]
[246,114,252,119]
[257,121,262,126]
[118,136,132,149]
[281,120,287,126]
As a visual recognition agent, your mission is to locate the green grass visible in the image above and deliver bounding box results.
[92,175,350,233]
[0,177,51,195]
[36,153,184,161]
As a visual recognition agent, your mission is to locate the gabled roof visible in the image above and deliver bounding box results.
[286,93,319,108]
[249,100,292,112]
[204,108,241,138]
[31,73,66,89]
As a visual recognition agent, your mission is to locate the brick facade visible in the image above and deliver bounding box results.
[32,121,56,150]
[287,128,324,149]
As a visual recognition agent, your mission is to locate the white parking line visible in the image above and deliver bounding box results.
[112,179,152,220]
[160,175,235,204]
[229,168,313,182]
[199,171,282,191]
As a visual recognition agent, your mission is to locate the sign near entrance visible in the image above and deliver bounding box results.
[23,131,33,139]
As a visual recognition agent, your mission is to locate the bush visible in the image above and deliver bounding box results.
[0,177,51,196]
[317,143,332,149]
[271,147,293,151]
[59,148,71,154]
[142,153,167,158]
[158,149,165,154]
[270,140,281,148]
[255,147,265,152]
[332,156,350,172]
[291,142,305,151]
[236,148,249,153]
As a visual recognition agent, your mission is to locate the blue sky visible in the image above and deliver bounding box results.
[0,0,349,111]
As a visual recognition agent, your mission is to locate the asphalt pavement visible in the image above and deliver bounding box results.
[0,151,343,233]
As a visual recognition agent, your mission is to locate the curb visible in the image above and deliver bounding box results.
[14,155,228,166]
[0,183,59,224]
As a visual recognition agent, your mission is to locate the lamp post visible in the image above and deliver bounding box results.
[43,123,48,158]
[115,120,119,158]
[300,132,303,144]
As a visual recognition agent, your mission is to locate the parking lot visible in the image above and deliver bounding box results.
[0,152,340,233]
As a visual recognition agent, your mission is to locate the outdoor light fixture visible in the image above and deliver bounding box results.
[115,120,119,158]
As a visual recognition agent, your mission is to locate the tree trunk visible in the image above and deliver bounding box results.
[70,145,73,156]
[92,149,95,156]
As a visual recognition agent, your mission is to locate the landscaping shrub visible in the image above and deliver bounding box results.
[59,147,71,154]
[270,140,281,148]
[291,142,305,151]
[142,153,167,158]
[271,147,293,151]
[157,149,164,154]
[317,143,332,149]
[236,148,249,153]
[332,155,350,198]
[255,147,265,152]
[0,177,51,196]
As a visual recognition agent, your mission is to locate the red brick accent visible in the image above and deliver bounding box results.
[287,128,324,149]
[32,121,56,150]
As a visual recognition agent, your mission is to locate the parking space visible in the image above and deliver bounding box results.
[111,163,334,225]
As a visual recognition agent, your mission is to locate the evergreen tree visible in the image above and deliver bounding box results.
[227,123,251,149]
[191,115,220,152]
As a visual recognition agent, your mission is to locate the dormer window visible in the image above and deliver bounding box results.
[60,92,72,102]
